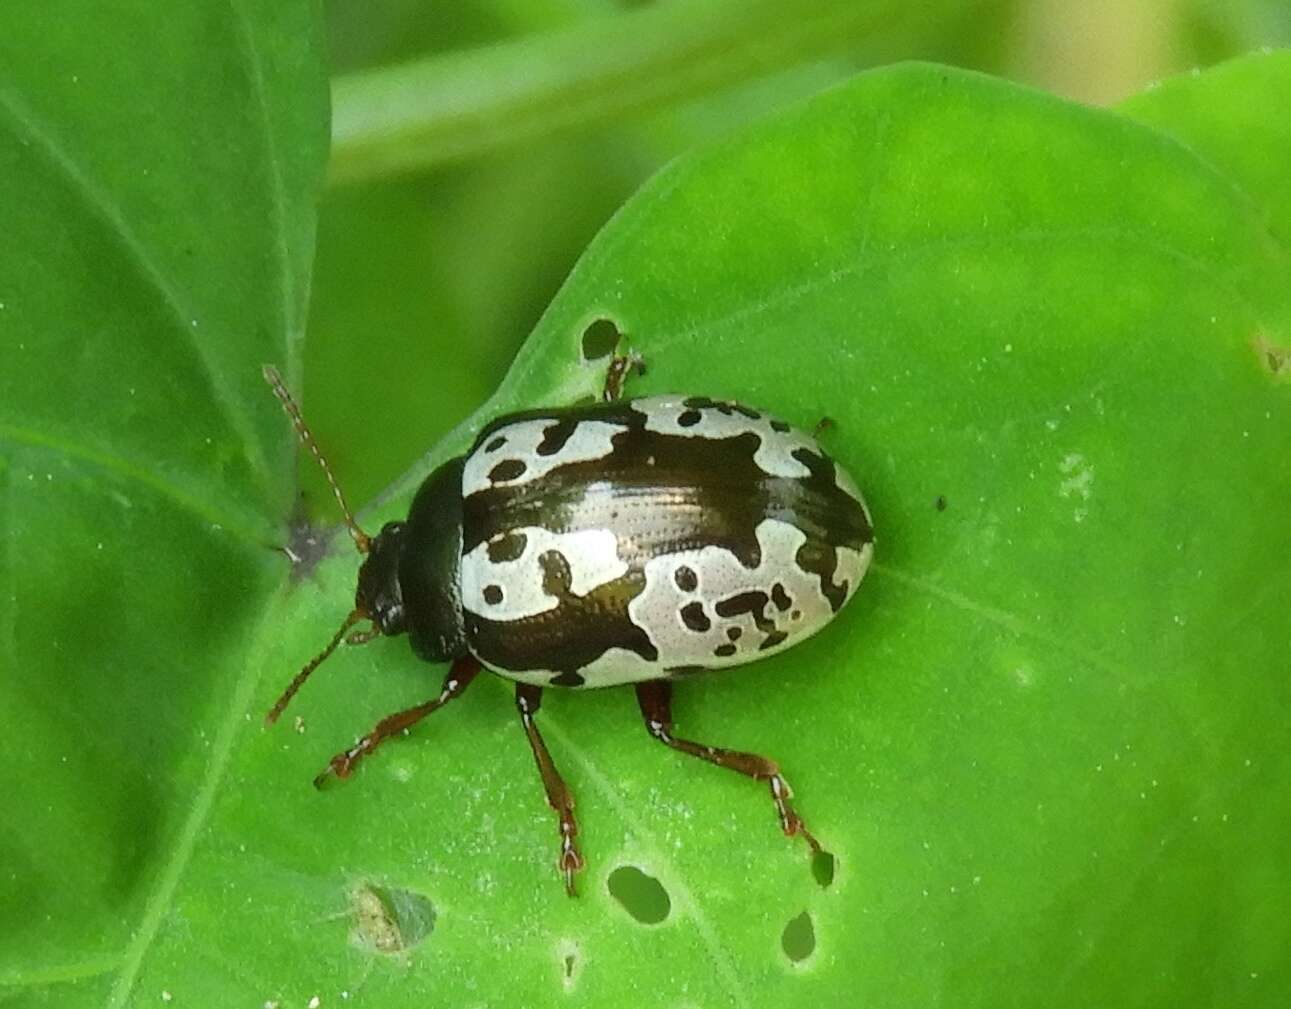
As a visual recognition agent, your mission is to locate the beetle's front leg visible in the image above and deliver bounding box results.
[636,679,822,853]
[313,656,481,789]
[601,350,645,402]
[515,683,584,895]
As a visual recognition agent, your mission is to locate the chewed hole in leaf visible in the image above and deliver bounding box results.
[555,938,582,991]
[581,317,622,360]
[811,849,836,888]
[606,865,671,924]
[348,882,435,956]
[781,910,816,963]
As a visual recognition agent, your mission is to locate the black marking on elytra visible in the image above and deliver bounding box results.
[666,664,709,676]
[682,396,760,421]
[483,584,503,605]
[771,583,792,611]
[677,410,702,427]
[487,531,527,563]
[674,565,698,592]
[467,548,656,675]
[714,589,785,648]
[539,550,572,596]
[680,601,711,632]
[714,643,737,658]
[550,670,586,687]
[461,398,869,672]
[770,419,790,433]
[489,459,527,483]
[795,540,848,613]
[537,418,580,457]
[759,630,788,650]
[726,626,742,641]
[484,436,507,453]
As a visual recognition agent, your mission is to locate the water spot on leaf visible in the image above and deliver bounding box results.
[606,865,671,924]
[581,317,622,360]
[781,910,816,963]
[348,882,435,956]
[811,849,836,887]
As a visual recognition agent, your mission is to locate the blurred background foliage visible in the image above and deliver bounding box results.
[304,0,1290,514]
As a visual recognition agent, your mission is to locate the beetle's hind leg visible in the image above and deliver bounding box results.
[312,655,481,789]
[635,679,822,854]
[601,350,645,402]
[515,684,585,895]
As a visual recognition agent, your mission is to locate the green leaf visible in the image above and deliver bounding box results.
[7,48,1290,1009]
[0,1,329,1004]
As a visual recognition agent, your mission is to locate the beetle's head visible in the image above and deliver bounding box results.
[355,520,408,637]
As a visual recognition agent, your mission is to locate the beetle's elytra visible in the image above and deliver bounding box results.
[264,353,874,895]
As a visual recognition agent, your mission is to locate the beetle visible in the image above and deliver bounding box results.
[264,351,874,895]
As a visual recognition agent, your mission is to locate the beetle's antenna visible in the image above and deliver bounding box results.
[266,608,368,725]
[263,364,372,554]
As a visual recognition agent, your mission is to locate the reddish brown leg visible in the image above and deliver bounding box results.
[515,684,584,896]
[313,656,481,789]
[635,679,821,853]
[602,351,644,402]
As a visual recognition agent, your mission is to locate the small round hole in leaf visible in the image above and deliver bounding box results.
[606,865,670,924]
[781,910,815,963]
[581,317,622,360]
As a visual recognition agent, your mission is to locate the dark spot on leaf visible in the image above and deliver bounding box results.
[607,866,670,925]
[1253,333,1291,380]
[489,458,527,482]
[674,565,698,592]
[935,494,947,512]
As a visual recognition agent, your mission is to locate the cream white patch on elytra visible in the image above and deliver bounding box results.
[835,543,873,608]
[461,526,626,620]
[461,417,625,496]
[623,518,837,677]
[633,396,818,479]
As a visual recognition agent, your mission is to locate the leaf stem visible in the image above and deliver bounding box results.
[328,0,917,185]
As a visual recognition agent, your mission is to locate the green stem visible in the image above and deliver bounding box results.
[328,0,921,185]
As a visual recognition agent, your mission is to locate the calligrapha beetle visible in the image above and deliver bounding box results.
[264,350,874,895]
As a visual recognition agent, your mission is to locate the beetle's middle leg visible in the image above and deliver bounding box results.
[635,679,821,853]
[312,655,481,789]
[515,683,585,895]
